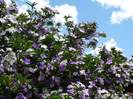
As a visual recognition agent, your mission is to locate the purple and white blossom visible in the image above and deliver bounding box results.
[15,93,27,99]
[0,0,5,4]
[23,58,31,65]
[106,57,113,64]
[38,62,46,70]
[7,4,18,14]
[67,85,75,95]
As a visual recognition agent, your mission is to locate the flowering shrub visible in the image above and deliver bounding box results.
[0,0,133,99]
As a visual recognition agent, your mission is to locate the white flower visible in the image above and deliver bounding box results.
[58,51,63,55]
[4,51,17,65]
[6,27,17,33]
[116,74,121,77]
[54,34,60,41]
[97,88,108,95]
[59,36,65,41]
[80,70,86,75]
[41,45,47,49]
[77,81,85,88]
[26,48,34,52]
[5,15,17,24]
[39,35,46,40]
[0,18,6,23]
[60,59,67,65]
[69,47,76,51]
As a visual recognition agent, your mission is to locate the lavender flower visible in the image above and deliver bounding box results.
[0,0,5,5]
[23,58,31,65]
[97,77,104,85]
[12,79,17,85]
[0,64,4,73]
[59,63,66,72]
[47,63,53,72]
[88,81,96,88]
[80,89,89,99]
[69,61,78,65]
[38,62,46,70]
[38,72,45,81]
[21,85,28,93]
[97,88,108,95]
[32,42,40,49]
[69,61,84,65]
[106,57,113,64]
[69,47,76,51]
[67,85,74,95]
[104,79,111,84]
[15,93,26,99]
[51,76,60,87]
[33,23,41,29]
[38,28,48,36]
[7,4,18,14]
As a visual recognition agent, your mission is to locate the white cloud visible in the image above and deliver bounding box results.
[17,0,49,13]
[18,5,28,13]
[16,0,78,23]
[54,4,78,24]
[93,0,133,24]
[104,38,122,51]
[88,38,122,55]
[29,0,50,9]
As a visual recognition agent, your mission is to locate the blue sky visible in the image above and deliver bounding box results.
[12,0,133,57]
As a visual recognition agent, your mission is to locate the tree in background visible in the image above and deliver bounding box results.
[0,0,133,98]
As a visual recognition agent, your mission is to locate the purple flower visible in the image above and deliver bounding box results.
[51,76,60,87]
[32,42,40,49]
[33,23,41,29]
[38,28,48,36]
[106,57,113,64]
[23,58,31,65]
[52,55,61,62]
[12,79,17,85]
[77,81,85,88]
[0,0,5,5]
[81,89,89,99]
[69,61,84,65]
[38,72,45,81]
[67,85,74,95]
[47,63,53,71]
[69,47,76,51]
[7,4,18,14]
[15,93,26,99]
[97,77,104,85]
[54,77,60,86]
[38,62,46,70]
[21,85,28,93]
[0,64,4,73]
[69,61,78,65]
[59,63,66,72]
[38,94,44,99]
[88,81,96,88]
[104,79,111,84]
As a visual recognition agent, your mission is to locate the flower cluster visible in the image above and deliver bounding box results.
[0,0,133,99]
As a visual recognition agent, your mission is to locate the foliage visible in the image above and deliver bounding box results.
[0,0,133,99]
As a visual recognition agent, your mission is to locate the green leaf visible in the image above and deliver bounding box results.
[99,32,106,38]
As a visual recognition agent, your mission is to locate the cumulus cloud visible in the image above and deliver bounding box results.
[54,4,78,24]
[88,38,122,55]
[15,0,78,23]
[104,38,122,51]
[29,0,50,9]
[92,0,133,24]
